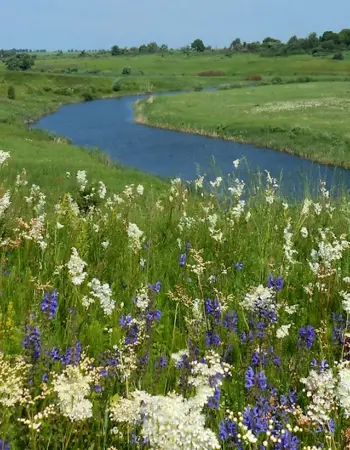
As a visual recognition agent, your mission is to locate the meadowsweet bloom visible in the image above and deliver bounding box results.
[0,353,29,407]
[101,241,109,249]
[136,184,144,195]
[241,285,276,313]
[301,368,336,425]
[16,169,28,187]
[283,219,298,267]
[41,290,59,319]
[300,227,308,238]
[127,222,144,252]
[53,363,93,421]
[340,291,350,314]
[56,221,64,229]
[67,247,87,285]
[276,324,291,339]
[0,151,10,165]
[98,181,107,199]
[337,364,350,417]
[0,192,10,218]
[87,279,115,315]
[233,158,240,168]
[210,177,222,188]
[76,170,88,191]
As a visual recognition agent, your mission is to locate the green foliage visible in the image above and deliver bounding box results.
[191,39,205,52]
[81,90,95,101]
[7,85,16,100]
[271,76,284,84]
[111,45,122,56]
[5,53,36,71]
[193,82,203,91]
[333,52,344,60]
[112,78,123,92]
[122,65,132,75]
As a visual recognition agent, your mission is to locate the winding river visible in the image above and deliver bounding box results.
[32,92,350,197]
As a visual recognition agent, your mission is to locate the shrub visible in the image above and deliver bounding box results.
[333,52,344,61]
[122,65,132,75]
[7,85,15,100]
[246,74,263,81]
[193,83,203,91]
[197,70,226,77]
[271,76,284,85]
[112,79,123,92]
[82,91,94,101]
[53,87,74,96]
[296,76,313,83]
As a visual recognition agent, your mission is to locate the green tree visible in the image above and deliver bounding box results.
[5,53,35,71]
[147,42,159,53]
[191,39,205,52]
[339,29,350,47]
[111,45,122,56]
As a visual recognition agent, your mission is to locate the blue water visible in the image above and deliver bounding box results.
[31,92,350,196]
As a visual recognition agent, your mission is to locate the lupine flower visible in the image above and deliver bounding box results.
[205,330,221,347]
[267,273,284,291]
[235,262,243,270]
[0,440,10,450]
[22,326,41,361]
[222,311,238,333]
[298,325,315,350]
[41,290,59,319]
[179,253,187,267]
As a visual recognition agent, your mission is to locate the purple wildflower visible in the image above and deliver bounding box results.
[0,440,10,450]
[207,386,220,409]
[298,325,315,350]
[235,262,243,270]
[22,326,41,361]
[245,366,255,389]
[179,253,187,267]
[41,290,59,319]
[205,330,221,347]
[267,274,284,291]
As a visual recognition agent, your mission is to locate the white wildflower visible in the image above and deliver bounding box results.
[101,241,109,249]
[134,284,150,311]
[0,354,29,407]
[301,198,312,216]
[300,369,336,426]
[67,247,87,286]
[276,324,291,339]
[340,291,350,314]
[0,192,11,217]
[337,364,350,418]
[136,184,144,195]
[233,158,240,168]
[283,219,298,267]
[344,277,350,284]
[76,170,88,191]
[15,169,28,187]
[210,177,222,188]
[127,222,144,252]
[195,175,204,189]
[98,181,107,199]
[56,222,64,230]
[88,278,115,315]
[53,363,93,421]
[241,285,276,313]
[0,151,10,165]
[300,227,308,238]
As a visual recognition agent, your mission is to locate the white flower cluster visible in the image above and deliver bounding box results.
[336,364,350,418]
[127,222,144,252]
[0,191,11,218]
[25,185,46,215]
[98,181,107,199]
[134,284,151,311]
[228,178,245,198]
[276,324,291,339]
[53,363,93,421]
[85,278,115,315]
[265,170,278,204]
[67,247,87,285]
[283,219,298,267]
[0,353,29,407]
[110,351,227,450]
[0,150,10,165]
[309,229,349,277]
[300,369,336,426]
[76,170,88,191]
[241,285,276,313]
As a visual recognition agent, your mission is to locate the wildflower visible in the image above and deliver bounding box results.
[267,274,284,291]
[22,326,41,361]
[0,440,10,450]
[245,366,267,391]
[41,290,59,319]
[127,222,144,252]
[241,285,276,314]
[0,353,29,407]
[235,262,243,270]
[300,227,308,238]
[136,184,144,195]
[67,247,87,286]
[337,364,350,418]
[56,221,64,229]
[76,170,88,191]
[179,252,187,267]
[98,181,107,199]
[276,324,291,339]
[53,362,94,421]
[87,279,115,315]
[101,241,110,249]
[0,151,10,165]
[233,158,240,168]
[298,325,315,350]
[0,192,10,218]
[340,291,350,314]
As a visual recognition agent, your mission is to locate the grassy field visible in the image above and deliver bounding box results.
[2,54,350,449]
[20,52,350,79]
[135,81,350,168]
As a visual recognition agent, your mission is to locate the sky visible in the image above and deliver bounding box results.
[2,0,350,50]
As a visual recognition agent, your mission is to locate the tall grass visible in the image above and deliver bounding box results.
[1,153,350,448]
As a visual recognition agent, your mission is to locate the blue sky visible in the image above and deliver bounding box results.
[2,0,350,50]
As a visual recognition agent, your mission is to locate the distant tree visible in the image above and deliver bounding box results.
[139,44,148,53]
[339,29,350,47]
[78,50,86,57]
[160,44,168,52]
[147,42,159,53]
[111,45,122,56]
[262,37,281,47]
[229,38,241,50]
[320,31,340,44]
[122,65,131,75]
[5,53,36,71]
[191,39,205,52]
